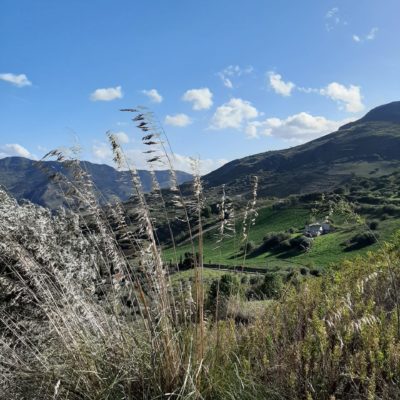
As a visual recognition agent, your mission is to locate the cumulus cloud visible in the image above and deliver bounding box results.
[210,98,258,130]
[320,82,364,113]
[0,73,32,87]
[0,143,33,158]
[165,113,192,127]
[218,65,254,89]
[353,27,379,43]
[92,143,112,161]
[171,154,228,175]
[142,89,163,103]
[246,112,352,143]
[268,72,295,97]
[113,131,130,144]
[182,88,213,110]
[90,86,123,101]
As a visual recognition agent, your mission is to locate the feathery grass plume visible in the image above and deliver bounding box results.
[240,176,259,271]
[212,185,237,316]
[131,109,184,323]
[189,157,206,362]
[107,128,184,387]
[127,108,200,325]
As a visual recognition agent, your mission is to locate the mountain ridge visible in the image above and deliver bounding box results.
[201,101,400,197]
[0,157,192,209]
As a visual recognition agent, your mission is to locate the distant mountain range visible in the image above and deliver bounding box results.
[2,101,400,209]
[0,157,192,209]
[201,101,400,197]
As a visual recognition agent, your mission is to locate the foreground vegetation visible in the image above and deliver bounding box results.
[2,110,400,399]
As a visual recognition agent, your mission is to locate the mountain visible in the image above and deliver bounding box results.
[0,157,192,209]
[202,101,400,197]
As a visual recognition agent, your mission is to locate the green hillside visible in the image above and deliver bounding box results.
[199,101,400,198]
[164,171,400,272]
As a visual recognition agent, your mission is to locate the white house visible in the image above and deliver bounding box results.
[305,223,323,237]
[305,220,331,237]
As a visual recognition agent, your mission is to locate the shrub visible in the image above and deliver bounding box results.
[368,220,379,230]
[259,273,283,299]
[241,240,256,254]
[289,235,313,252]
[179,252,198,270]
[348,231,378,249]
[300,267,309,276]
[249,275,262,285]
[260,231,291,251]
[208,274,242,307]
[279,239,292,251]
[310,269,322,277]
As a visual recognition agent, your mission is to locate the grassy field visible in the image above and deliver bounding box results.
[163,203,400,271]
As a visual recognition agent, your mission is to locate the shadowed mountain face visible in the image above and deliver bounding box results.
[0,157,192,209]
[201,101,400,197]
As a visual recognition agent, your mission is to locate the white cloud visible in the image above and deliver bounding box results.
[246,112,352,142]
[165,113,192,127]
[325,7,341,31]
[182,88,213,110]
[0,73,32,87]
[142,89,163,103]
[326,7,339,19]
[210,98,258,130]
[172,154,228,175]
[0,143,33,158]
[114,131,130,144]
[92,143,112,161]
[90,86,122,101]
[268,72,295,97]
[218,65,254,89]
[220,76,233,89]
[366,27,378,40]
[353,27,379,43]
[320,82,364,113]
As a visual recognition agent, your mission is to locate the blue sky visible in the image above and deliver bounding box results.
[1,0,399,173]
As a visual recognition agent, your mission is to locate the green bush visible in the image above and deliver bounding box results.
[289,235,313,252]
[260,231,291,251]
[368,220,379,230]
[259,273,283,299]
[208,274,241,304]
[241,240,256,254]
[348,231,378,249]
